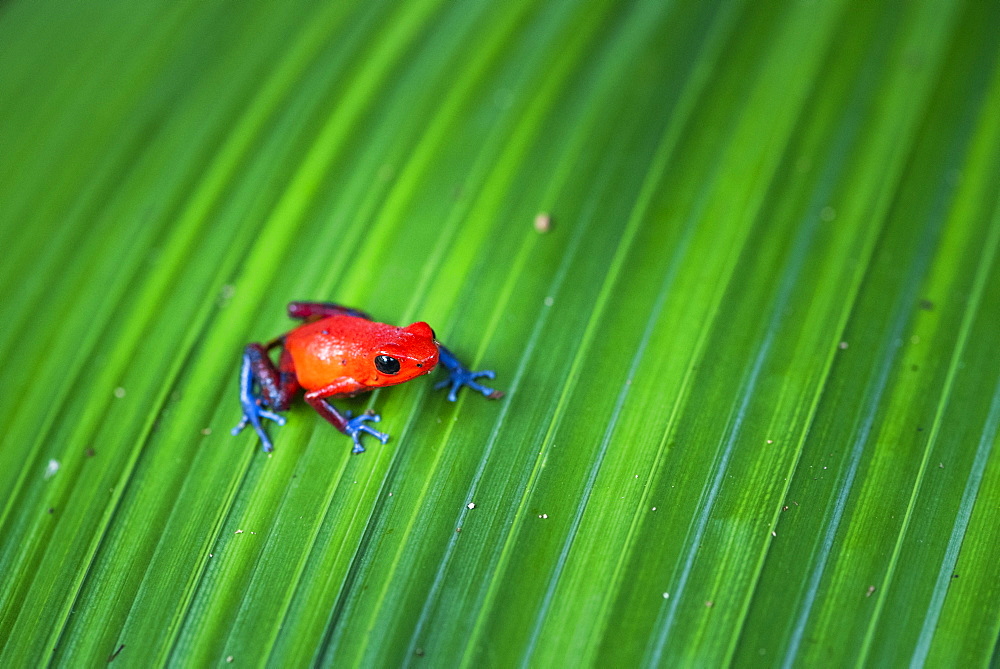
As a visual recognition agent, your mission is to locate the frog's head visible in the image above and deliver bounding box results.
[369,321,439,386]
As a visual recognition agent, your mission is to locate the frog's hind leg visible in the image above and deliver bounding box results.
[232,343,299,452]
[287,301,371,322]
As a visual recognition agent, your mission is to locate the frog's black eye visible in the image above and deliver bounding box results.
[430,328,437,340]
[375,355,401,375]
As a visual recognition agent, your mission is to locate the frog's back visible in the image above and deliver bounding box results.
[285,315,395,391]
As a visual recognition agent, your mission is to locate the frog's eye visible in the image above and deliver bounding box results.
[375,355,401,375]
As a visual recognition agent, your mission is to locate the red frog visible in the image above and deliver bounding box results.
[232,301,502,453]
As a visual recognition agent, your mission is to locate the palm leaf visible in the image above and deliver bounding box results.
[2,0,998,665]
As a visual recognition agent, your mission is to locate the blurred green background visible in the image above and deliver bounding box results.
[2,0,999,665]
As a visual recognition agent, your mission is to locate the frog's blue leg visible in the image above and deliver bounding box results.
[434,344,504,402]
[231,343,292,452]
[342,410,389,454]
[304,391,389,454]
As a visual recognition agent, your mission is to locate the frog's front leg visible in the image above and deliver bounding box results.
[304,380,389,454]
[434,344,504,402]
[232,342,299,452]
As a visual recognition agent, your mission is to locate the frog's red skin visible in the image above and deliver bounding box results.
[233,301,501,453]
[285,316,439,395]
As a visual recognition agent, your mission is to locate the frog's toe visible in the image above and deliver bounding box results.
[437,368,502,401]
[233,402,286,452]
[258,408,286,425]
[231,416,249,435]
[344,412,390,454]
[463,377,503,400]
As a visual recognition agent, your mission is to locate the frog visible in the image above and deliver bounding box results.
[231,301,502,453]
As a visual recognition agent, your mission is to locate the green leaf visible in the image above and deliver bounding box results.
[2,0,998,665]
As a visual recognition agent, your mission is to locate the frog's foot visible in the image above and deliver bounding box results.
[343,410,389,454]
[435,368,504,402]
[232,404,286,453]
[232,355,286,452]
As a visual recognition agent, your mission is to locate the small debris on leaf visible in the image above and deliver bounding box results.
[44,459,60,480]
[534,212,552,233]
[108,644,125,662]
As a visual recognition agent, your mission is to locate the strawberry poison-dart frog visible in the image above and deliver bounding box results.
[231,301,503,453]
